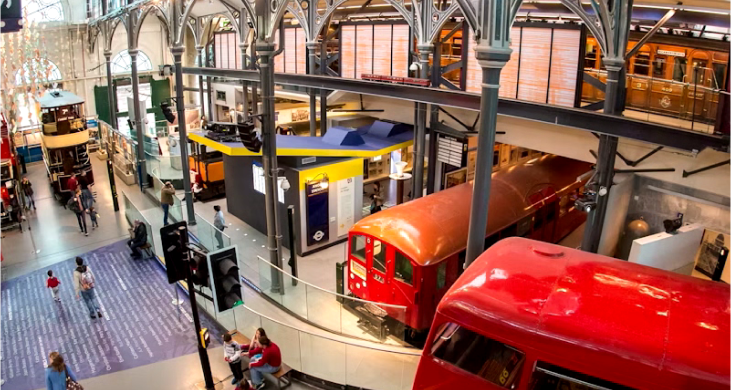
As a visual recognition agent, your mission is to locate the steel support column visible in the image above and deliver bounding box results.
[251,44,259,115]
[196,45,206,120]
[128,48,147,190]
[104,51,118,128]
[319,40,328,136]
[413,46,432,199]
[173,47,197,226]
[581,62,622,253]
[240,43,249,121]
[257,41,284,292]
[205,47,214,120]
[307,42,318,137]
[104,50,120,212]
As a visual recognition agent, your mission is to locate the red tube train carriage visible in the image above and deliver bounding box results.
[413,238,730,390]
[346,155,592,335]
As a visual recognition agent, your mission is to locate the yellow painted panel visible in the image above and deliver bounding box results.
[298,158,363,190]
[41,129,90,149]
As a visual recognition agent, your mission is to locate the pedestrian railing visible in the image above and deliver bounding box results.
[121,192,159,257]
[188,213,232,253]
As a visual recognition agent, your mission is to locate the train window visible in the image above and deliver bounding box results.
[545,205,556,223]
[350,235,366,261]
[493,149,500,167]
[652,57,666,78]
[437,263,447,289]
[712,63,726,88]
[559,196,569,217]
[394,251,413,285]
[431,323,525,389]
[672,57,687,82]
[534,214,543,230]
[485,234,499,248]
[517,216,532,237]
[530,361,637,390]
[373,239,387,273]
[634,54,650,76]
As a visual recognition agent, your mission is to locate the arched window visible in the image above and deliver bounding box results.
[13,59,63,128]
[24,0,65,23]
[111,50,153,74]
[14,59,63,86]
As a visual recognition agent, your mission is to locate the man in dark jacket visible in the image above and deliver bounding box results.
[127,220,148,259]
[78,171,94,210]
[67,189,87,236]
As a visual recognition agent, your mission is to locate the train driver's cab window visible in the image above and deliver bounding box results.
[431,322,525,389]
[350,235,366,261]
[530,361,637,390]
[653,56,666,78]
[394,251,413,285]
[373,239,387,273]
[634,53,651,76]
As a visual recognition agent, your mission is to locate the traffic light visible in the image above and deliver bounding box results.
[207,247,243,313]
[238,121,261,153]
[160,221,189,284]
[190,247,210,287]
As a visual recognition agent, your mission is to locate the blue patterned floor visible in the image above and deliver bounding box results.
[1,240,225,390]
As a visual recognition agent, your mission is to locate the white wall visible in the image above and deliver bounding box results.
[598,173,633,257]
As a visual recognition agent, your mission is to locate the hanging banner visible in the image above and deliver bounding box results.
[1,0,23,33]
[337,178,355,237]
[306,181,329,246]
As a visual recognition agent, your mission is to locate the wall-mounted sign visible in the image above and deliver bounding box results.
[337,178,355,237]
[1,0,23,33]
[306,180,329,246]
[657,49,685,58]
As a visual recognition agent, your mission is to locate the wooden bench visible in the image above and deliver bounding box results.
[228,331,293,389]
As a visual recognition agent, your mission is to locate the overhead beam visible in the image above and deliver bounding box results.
[626,9,676,59]
[182,67,729,153]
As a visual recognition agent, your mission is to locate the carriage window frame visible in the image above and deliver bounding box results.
[394,250,413,285]
[430,322,525,389]
[652,56,667,78]
[350,235,366,261]
[672,57,687,82]
[372,239,387,273]
[529,361,637,390]
[633,53,651,76]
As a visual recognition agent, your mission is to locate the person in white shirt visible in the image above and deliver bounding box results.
[213,205,226,249]
[73,257,102,319]
[223,333,244,385]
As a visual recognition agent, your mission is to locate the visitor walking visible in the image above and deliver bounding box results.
[73,257,102,319]
[161,181,176,226]
[79,171,94,210]
[249,334,282,390]
[46,270,61,302]
[21,176,35,210]
[45,352,80,390]
[213,205,226,249]
[68,190,88,236]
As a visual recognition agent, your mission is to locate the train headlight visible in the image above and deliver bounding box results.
[356,283,360,289]
[350,273,354,279]
[363,281,367,287]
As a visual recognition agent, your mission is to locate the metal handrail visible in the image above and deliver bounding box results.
[255,255,409,310]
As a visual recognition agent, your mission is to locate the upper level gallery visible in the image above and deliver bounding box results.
[80,0,730,153]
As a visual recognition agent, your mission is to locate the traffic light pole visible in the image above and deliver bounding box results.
[180,227,215,390]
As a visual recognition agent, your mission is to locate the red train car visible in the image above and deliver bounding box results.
[347,155,592,333]
[414,237,730,390]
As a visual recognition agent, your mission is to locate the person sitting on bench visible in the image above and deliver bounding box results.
[248,334,281,390]
[127,220,148,259]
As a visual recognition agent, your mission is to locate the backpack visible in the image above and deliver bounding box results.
[79,267,95,290]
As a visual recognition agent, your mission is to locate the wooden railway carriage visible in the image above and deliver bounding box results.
[347,155,592,332]
[413,238,730,390]
[583,38,729,124]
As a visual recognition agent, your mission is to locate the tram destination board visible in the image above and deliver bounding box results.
[437,135,467,168]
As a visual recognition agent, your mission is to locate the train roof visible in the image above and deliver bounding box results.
[38,91,84,108]
[439,237,730,388]
[350,155,592,266]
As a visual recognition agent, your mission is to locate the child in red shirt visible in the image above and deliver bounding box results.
[47,270,61,302]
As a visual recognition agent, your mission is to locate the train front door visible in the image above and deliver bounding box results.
[367,238,390,302]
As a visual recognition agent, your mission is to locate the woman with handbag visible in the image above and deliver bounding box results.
[45,352,82,390]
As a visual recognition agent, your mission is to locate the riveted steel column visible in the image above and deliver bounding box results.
[257,41,284,292]
[173,47,197,226]
[307,42,318,137]
[413,45,432,199]
[251,44,259,114]
[581,60,622,253]
[128,48,147,190]
[196,45,206,120]
[320,40,328,136]
[204,47,214,120]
